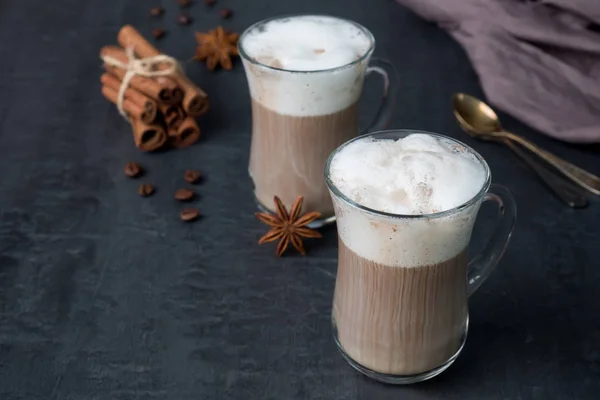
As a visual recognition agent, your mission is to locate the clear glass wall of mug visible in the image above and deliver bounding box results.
[325,130,516,384]
[239,15,398,227]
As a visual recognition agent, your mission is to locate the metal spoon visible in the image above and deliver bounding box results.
[452,93,600,196]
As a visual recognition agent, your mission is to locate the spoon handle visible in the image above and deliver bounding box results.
[504,140,588,208]
[503,131,600,195]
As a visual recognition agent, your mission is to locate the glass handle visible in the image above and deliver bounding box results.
[361,58,399,133]
[468,184,517,296]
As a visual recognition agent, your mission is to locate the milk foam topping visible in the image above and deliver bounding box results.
[329,134,488,267]
[241,16,372,116]
[242,16,370,71]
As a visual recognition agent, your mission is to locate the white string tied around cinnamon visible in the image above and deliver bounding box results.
[101,47,179,120]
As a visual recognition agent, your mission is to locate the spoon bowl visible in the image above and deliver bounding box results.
[452,93,504,139]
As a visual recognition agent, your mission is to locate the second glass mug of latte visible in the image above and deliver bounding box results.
[239,15,399,226]
[325,130,517,384]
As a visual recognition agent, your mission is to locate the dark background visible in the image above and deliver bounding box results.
[0,0,599,399]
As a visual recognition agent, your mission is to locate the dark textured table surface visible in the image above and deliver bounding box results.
[1,0,599,399]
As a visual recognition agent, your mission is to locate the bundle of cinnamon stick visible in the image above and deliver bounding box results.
[100,25,209,151]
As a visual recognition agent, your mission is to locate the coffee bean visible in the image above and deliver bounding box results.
[138,183,155,197]
[204,0,216,6]
[184,170,202,184]
[177,0,192,7]
[150,7,164,16]
[124,162,143,178]
[152,28,166,40]
[178,13,193,25]
[175,188,195,201]
[219,8,232,19]
[180,208,200,222]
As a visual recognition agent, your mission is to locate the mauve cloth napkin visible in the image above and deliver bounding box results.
[397,0,600,143]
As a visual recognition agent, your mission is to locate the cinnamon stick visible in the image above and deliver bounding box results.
[118,25,209,116]
[101,73,157,124]
[168,117,200,148]
[155,76,184,105]
[131,118,168,152]
[159,103,186,130]
[175,74,210,116]
[101,46,182,105]
[102,86,167,151]
[118,25,163,60]
[102,85,147,123]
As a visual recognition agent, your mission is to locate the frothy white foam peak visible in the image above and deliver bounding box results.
[242,16,371,71]
[241,16,371,117]
[329,134,486,215]
[330,134,487,267]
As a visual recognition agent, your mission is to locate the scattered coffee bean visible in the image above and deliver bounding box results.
[150,7,164,16]
[219,8,233,19]
[178,13,193,25]
[152,28,166,40]
[178,0,192,7]
[124,162,143,178]
[180,208,200,222]
[138,183,155,197]
[184,170,202,184]
[175,188,195,201]
[204,0,216,6]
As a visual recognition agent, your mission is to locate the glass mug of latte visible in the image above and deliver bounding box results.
[325,130,517,384]
[239,15,398,226]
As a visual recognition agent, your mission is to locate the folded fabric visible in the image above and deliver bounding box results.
[397,0,600,143]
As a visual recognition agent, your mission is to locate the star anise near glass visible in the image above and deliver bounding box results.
[194,26,239,70]
[256,196,323,257]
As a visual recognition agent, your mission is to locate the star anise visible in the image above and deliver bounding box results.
[194,26,239,70]
[256,196,323,257]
